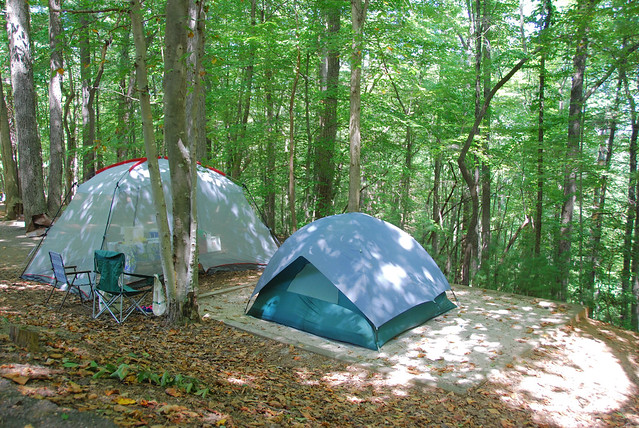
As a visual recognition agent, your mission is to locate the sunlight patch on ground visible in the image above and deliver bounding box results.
[491,324,637,428]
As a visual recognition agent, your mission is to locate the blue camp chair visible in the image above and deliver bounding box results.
[92,250,154,323]
[46,251,93,310]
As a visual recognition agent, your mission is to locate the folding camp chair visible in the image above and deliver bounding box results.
[46,251,93,310]
[92,250,154,323]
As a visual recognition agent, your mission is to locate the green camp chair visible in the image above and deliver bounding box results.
[92,250,154,323]
[46,251,93,310]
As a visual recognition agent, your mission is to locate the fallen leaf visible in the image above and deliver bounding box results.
[165,387,182,397]
[2,372,29,385]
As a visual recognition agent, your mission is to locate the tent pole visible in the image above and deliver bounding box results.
[101,182,121,251]
[240,182,281,247]
[19,182,78,280]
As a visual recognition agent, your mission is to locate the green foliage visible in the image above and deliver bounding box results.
[89,358,210,398]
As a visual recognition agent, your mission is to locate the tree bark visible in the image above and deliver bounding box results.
[7,0,47,226]
[130,0,176,319]
[79,15,94,180]
[557,0,594,301]
[624,69,639,330]
[48,0,64,215]
[348,0,369,213]
[480,0,492,268]
[315,3,340,219]
[164,0,199,323]
[0,73,20,220]
[457,46,540,285]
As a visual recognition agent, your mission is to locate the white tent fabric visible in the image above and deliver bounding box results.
[23,158,278,287]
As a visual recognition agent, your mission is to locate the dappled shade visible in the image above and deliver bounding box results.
[247,213,455,349]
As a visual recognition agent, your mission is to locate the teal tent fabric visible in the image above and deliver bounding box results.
[247,213,456,350]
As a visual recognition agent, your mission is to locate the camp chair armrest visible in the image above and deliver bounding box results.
[125,273,155,289]
[64,265,78,271]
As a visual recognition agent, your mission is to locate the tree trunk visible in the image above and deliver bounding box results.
[0,73,20,220]
[264,65,276,230]
[431,153,442,254]
[288,38,301,233]
[535,0,552,257]
[79,15,94,180]
[130,0,176,319]
[315,3,340,219]
[48,0,64,215]
[165,0,199,323]
[624,69,639,329]
[228,0,257,180]
[588,79,619,317]
[557,0,594,301]
[117,25,134,161]
[194,0,207,164]
[348,0,369,213]
[480,0,492,268]
[7,0,47,226]
[535,52,546,257]
[63,81,78,196]
[457,47,539,285]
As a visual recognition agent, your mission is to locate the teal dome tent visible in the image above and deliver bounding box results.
[247,213,456,350]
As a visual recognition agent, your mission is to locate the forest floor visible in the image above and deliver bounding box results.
[1,217,638,427]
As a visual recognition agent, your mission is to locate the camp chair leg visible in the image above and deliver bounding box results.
[93,290,148,324]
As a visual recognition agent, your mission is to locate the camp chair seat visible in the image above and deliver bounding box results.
[92,250,154,323]
[46,251,93,310]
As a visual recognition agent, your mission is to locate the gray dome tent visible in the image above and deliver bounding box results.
[247,213,456,350]
[22,158,278,294]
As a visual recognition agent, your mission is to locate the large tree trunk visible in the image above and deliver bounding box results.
[534,0,552,258]
[164,0,200,323]
[6,0,47,226]
[315,3,340,219]
[557,0,594,301]
[130,0,176,319]
[624,69,639,330]
[0,73,20,220]
[347,0,369,213]
[48,0,64,215]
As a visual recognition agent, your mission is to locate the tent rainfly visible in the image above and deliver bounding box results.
[246,212,456,350]
[22,158,278,293]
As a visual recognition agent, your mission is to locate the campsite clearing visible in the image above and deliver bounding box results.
[1,218,638,427]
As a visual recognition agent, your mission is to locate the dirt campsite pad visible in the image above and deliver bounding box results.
[199,280,586,393]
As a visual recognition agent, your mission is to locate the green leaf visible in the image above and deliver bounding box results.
[110,363,129,381]
[160,371,172,387]
[194,387,209,398]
